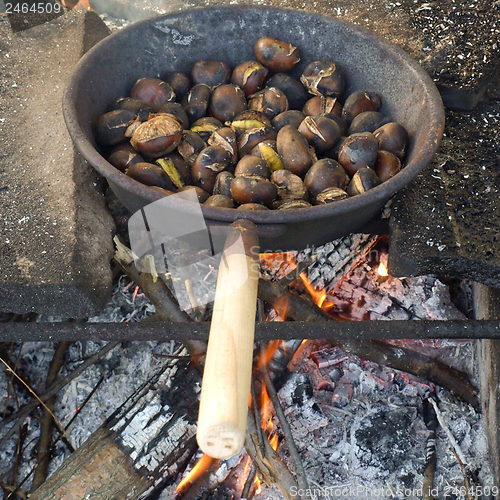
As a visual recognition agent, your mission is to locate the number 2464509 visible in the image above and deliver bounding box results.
[5,3,63,14]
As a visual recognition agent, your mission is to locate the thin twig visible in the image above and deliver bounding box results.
[245,413,299,500]
[14,375,106,493]
[427,398,467,465]
[31,342,69,491]
[250,380,266,457]
[450,448,475,500]
[152,353,192,360]
[0,357,66,440]
[241,463,257,499]
[263,370,310,497]
[0,342,120,449]
[422,397,438,500]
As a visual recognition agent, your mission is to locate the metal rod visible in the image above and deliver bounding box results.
[0,320,498,342]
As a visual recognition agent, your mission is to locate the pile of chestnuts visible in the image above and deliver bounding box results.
[96,36,409,210]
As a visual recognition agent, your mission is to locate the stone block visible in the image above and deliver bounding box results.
[0,9,115,317]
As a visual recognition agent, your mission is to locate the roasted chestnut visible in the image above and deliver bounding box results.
[230,176,278,207]
[191,145,232,192]
[250,141,284,172]
[231,61,268,96]
[303,96,342,117]
[237,203,270,211]
[237,126,277,156]
[213,171,235,198]
[337,132,378,176]
[157,152,192,186]
[347,167,381,195]
[204,194,234,208]
[272,110,306,131]
[375,150,401,181]
[315,187,349,204]
[191,60,231,87]
[126,162,175,190]
[300,61,345,97]
[108,143,144,172]
[155,157,184,189]
[130,114,183,158]
[298,115,342,153]
[273,199,312,210]
[342,90,381,123]
[348,111,389,135]
[96,109,137,146]
[178,185,210,203]
[231,110,272,132]
[324,135,349,161]
[234,155,270,179]
[130,78,175,112]
[183,84,211,124]
[248,87,288,119]
[373,122,408,159]
[110,97,152,121]
[177,130,206,165]
[158,101,189,129]
[209,84,247,122]
[208,127,238,164]
[304,158,348,198]
[271,169,307,200]
[276,125,313,177]
[254,36,300,72]
[163,72,191,101]
[191,117,223,142]
[322,113,348,136]
[266,73,308,110]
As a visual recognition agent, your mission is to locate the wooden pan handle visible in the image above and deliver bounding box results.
[197,219,259,459]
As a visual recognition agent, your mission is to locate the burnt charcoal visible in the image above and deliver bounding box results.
[312,346,349,368]
[329,366,343,382]
[353,409,415,472]
[289,373,314,406]
[332,381,353,407]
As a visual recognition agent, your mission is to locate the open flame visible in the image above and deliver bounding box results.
[299,272,335,311]
[377,262,389,277]
[175,454,214,496]
[257,340,282,371]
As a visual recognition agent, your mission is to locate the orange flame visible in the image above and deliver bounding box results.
[256,340,281,371]
[377,262,388,277]
[299,272,327,308]
[175,454,213,495]
[61,0,93,10]
[259,252,297,271]
[272,293,290,321]
[254,476,262,494]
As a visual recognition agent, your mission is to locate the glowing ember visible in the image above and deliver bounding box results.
[175,454,214,495]
[260,252,297,270]
[377,262,389,277]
